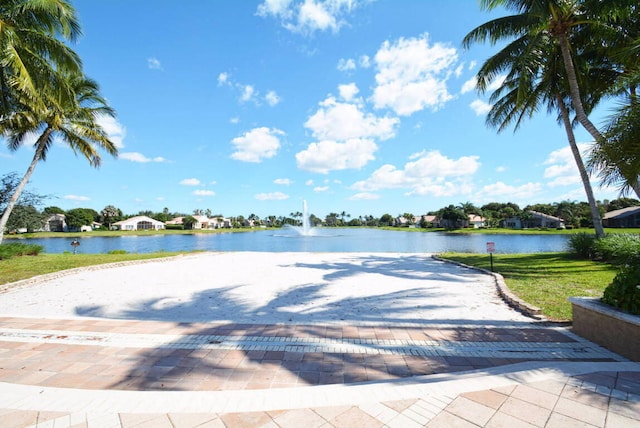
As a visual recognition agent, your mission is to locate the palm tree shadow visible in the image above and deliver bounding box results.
[72,254,536,391]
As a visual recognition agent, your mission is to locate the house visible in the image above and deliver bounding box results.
[43,214,67,232]
[603,206,640,228]
[502,211,565,229]
[468,214,486,228]
[419,215,440,228]
[167,215,231,229]
[112,216,165,231]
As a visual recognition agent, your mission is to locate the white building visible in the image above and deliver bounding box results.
[112,216,165,231]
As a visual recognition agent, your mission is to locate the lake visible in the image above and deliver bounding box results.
[23,228,571,254]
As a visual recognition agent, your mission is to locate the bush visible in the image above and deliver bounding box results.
[0,242,43,260]
[567,233,596,259]
[602,259,640,315]
[593,234,640,264]
[107,249,128,254]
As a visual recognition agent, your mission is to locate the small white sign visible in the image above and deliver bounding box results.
[486,242,496,253]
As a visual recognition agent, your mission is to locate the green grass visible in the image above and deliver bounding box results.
[0,252,187,286]
[438,252,619,321]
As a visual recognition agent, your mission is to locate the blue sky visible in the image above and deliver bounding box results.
[0,0,620,219]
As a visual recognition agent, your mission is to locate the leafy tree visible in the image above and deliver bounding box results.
[325,213,339,227]
[1,172,45,216]
[182,215,197,230]
[100,205,122,228]
[606,198,640,212]
[438,205,467,230]
[379,213,393,226]
[43,206,65,215]
[0,73,118,244]
[401,213,415,226]
[65,208,94,230]
[6,204,45,233]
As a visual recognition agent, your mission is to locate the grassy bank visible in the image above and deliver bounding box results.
[0,252,187,286]
[382,226,640,235]
[438,252,618,321]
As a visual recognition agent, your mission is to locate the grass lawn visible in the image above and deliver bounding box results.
[0,252,187,286]
[438,252,619,321]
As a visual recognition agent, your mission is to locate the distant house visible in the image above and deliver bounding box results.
[43,214,67,232]
[468,214,486,228]
[603,206,640,228]
[112,216,165,231]
[419,215,440,228]
[502,211,565,229]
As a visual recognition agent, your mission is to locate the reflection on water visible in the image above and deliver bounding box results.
[22,228,570,254]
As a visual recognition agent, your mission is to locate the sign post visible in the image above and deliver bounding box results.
[486,242,495,272]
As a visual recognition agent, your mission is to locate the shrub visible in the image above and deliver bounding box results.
[0,242,43,260]
[107,249,128,254]
[602,259,640,315]
[567,233,596,259]
[593,234,640,264]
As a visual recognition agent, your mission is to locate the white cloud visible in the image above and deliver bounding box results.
[337,58,356,71]
[461,76,477,94]
[265,90,281,106]
[351,150,480,197]
[349,192,380,200]
[119,152,166,163]
[217,72,230,86]
[255,191,290,201]
[359,55,371,68]
[180,178,202,186]
[313,186,329,192]
[371,33,458,116]
[230,117,240,124]
[543,144,589,187]
[487,74,507,92]
[193,190,215,196]
[240,85,256,103]
[231,127,284,162]
[257,0,363,35]
[274,178,293,185]
[478,181,542,200]
[296,138,377,174]
[496,166,506,172]
[147,57,162,70]
[305,179,314,186]
[305,95,399,141]
[64,195,90,201]
[470,99,492,116]
[97,115,126,149]
[338,83,359,101]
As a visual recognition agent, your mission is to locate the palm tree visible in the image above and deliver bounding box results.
[463,0,609,237]
[0,0,82,120]
[0,74,118,243]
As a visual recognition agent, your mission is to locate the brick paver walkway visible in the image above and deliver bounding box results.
[1,316,639,427]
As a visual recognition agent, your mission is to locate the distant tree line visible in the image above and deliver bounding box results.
[3,174,639,234]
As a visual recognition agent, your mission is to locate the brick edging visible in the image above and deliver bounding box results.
[432,255,547,321]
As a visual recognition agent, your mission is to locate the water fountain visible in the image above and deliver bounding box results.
[300,200,312,236]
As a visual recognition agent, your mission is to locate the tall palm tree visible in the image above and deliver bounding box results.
[586,13,640,198]
[0,0,82,120]
[0,74,118,243]
[463,3,607,236]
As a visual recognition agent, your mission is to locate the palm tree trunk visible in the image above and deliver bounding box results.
[557,94,605,238]
[557,33,606,144]
[0,128,52,244]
